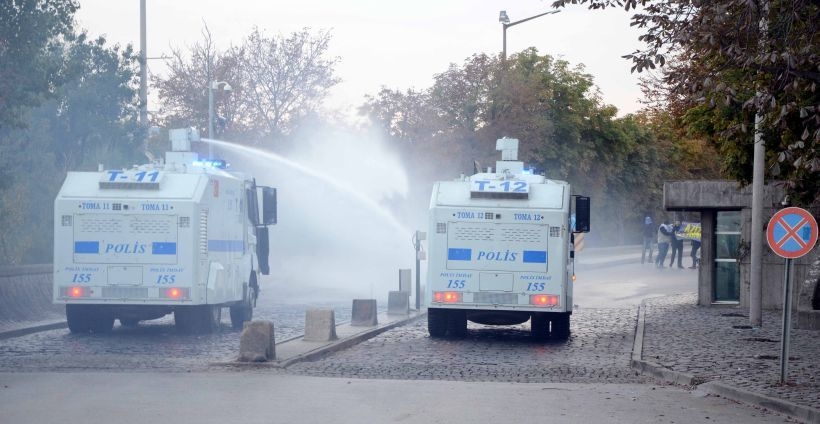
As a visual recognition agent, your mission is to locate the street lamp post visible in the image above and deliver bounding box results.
[499,9,561,63]
[207,80,231,156]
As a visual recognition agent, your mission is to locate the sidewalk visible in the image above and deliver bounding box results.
[583,247,820,422]
[633,293,820,423]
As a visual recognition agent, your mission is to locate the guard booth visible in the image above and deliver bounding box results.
[663,180,819,329]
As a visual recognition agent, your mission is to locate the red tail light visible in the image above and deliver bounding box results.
[433,291,462,303]
[69,286,84,298]
[530,294,559,307]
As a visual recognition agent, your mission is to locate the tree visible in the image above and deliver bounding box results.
[153,27,340,145]
[0,29,141,265]
[236,27,339,140]
[0,0,79,129]
[362,50,720,244]
[551,0,819,205]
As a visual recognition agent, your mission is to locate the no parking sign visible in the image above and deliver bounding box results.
[765,206,817,384]
[766,207,818,258]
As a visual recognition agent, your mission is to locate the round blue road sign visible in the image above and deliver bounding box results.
[766,207,818,259]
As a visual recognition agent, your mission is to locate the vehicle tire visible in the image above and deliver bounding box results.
[530,313,549,341]
[446,310,468,338]
[230,298,253,330]
[205,305,222,332]
[427,308,447,338]
[89,309,115,333]
[66,305,91,334]
[175,305,221,334]
[551,313,570,340]
[119,318,140,327]
[67,305,113,333]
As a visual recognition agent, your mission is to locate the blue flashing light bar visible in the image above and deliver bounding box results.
[192,159,229,169]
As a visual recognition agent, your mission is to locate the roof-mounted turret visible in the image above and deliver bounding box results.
[166,127,200,168]
[495,137,524,176]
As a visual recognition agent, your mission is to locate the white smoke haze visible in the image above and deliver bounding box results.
[204,128,423,304]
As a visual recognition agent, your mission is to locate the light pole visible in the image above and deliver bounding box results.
[207,80,231,157]
[499,9,560,63]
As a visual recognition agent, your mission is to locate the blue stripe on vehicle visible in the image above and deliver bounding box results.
[523,250,547,263]
[447,248,472,261]
[208,240,244,252]
[74,241,100,254]
[152,242,177,255]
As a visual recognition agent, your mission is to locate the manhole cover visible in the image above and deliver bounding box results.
[721,313,747,317]
[733,325,754,329]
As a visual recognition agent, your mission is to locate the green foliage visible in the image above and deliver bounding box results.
[362,50,720,245]
[552,0,819,206]
[0,0,79,129]
[0,7,141,265]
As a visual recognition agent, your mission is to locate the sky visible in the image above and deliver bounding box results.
[75,0,647,120]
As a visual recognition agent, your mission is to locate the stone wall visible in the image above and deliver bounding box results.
[0,265,63,324]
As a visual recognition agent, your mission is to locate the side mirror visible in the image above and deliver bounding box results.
[574,196,590,233]
[258,187,277,225]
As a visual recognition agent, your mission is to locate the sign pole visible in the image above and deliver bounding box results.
[779,258,793,384]
[764,206,817,384]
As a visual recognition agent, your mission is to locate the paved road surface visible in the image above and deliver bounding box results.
[0,372,791,424]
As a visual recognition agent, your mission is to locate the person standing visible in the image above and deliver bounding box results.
[641,216,654,264]
[689,239,701,269]
[655,220,672,268]
[668,221,684,269]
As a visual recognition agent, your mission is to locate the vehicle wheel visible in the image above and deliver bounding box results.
[89,310,115,333]
[446,310,467,338]
[530,313,549,341]
[551,313,570,340]
[66,305,91,334]
[206,305,222,332]
[427,308,447,338]
[175,307,197,333]
[175,305,221,334]
[119,318,140,327]
[230,298,253,330]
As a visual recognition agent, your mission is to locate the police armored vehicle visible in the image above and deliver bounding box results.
[53,128,277,333]
[426,137,589,339]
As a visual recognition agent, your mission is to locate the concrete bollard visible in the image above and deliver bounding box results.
[238,320,276,362]
[303,308,337,342]
[351,299,378,327]
[387,291,410,315]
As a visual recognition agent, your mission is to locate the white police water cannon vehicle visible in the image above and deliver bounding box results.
[426,137,590,340]
[53,128,277,333]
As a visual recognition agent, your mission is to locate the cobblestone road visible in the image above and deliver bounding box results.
[289,308,650,384]
[0,305,648,388]
[0,303,351,372]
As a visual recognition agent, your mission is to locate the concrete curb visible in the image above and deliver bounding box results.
[275,312,424,368]
[699,381,820,424]
[214,312,425,369]
[631,299,820,423]
[0,321,67,341]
